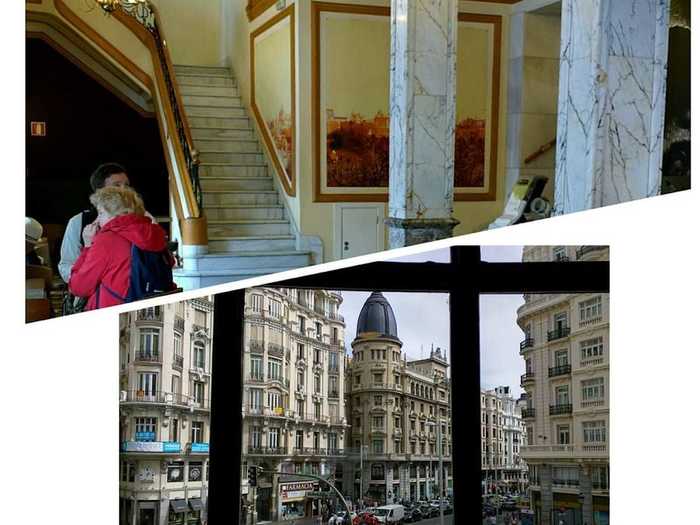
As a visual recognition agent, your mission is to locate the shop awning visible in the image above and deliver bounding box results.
[188,498,203,512]
[170,499,188,513]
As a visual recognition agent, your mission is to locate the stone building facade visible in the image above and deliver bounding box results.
[481,386,528,494]
[343,292,454,504]
[119,299,214,525]
[240,287,347,522]
[518,246,610,525]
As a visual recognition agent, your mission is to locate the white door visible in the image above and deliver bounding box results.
[337,205,382,259]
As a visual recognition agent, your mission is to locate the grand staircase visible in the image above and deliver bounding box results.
[171,65,312,287]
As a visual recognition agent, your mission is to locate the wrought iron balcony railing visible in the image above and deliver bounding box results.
[549,403,573,416]
[548,364,571,377]
[520,337,534,351]
[521,408,536,419]
[547,326,571,341]
[520,372,535,386]
[136,351,161,363]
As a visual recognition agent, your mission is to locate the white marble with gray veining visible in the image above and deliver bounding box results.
[388,0,458,222]
[555,0,670,213]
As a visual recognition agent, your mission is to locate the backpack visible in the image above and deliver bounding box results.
[100,244,174,305]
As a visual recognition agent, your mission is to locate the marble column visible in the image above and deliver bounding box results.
[555,0,671,213]
[505,10,561,204]
[387,0,460,248]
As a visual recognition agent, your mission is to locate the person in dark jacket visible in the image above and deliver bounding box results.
[69,186,172,310]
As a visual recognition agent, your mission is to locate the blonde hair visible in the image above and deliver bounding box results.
[89,186,145,218]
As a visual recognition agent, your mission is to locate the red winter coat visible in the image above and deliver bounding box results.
[69,213,170,310]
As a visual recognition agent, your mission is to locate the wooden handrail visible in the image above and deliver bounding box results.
[110,2,202,218]
[524,138,556,165]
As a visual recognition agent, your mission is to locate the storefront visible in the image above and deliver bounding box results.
[279,481,317,520]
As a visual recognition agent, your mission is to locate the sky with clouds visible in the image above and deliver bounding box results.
[338,246,526,396]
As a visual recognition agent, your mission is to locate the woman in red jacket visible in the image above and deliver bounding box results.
[69,186,171,310]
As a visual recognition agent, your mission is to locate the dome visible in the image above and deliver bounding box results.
[355,291,400,341]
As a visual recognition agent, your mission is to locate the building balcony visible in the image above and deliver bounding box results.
[249,340,265,354]
[268,343,285,359]
[549,403,573,416]
[329,416,345,426]
[328,390,340,399]
[548,364,571,378]
[269,377,290,390]
[547,327,571,341]
[521,408,536,419]
[136,307,162,323]
[192,323,208,334]
[135,351,161,364]
[576,246,606,260]
[520,373,535,387]
[328,363,340,374]
[247,446,287,456]
[248,375,265,384]
[173,354,184,370]
[120,390,209,410]
[519,337,534,352]
[173,315,185,332]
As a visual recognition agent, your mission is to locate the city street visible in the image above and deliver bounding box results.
[259,515,529,525]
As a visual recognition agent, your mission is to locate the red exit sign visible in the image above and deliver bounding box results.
[30,121,47,137]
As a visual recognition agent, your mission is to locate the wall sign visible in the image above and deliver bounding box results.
[30,121,47,137]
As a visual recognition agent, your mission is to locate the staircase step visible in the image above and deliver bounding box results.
[185,106,247,118]
[208,235,296,252]
[183,250,310,271]
[173,265,307,287]
[208,219,291,237]
[182,94,243,108]
[200,177,274,192]
[204,205,285,221]
[199,164,267,177]
[196,140,260,154]
[174,65,231,77]
[189,116,251,129]
[202,190,279,206]
[192,128,255,141]
[199,152,265,165]
[179,84,239,98]
[177,75,236,88]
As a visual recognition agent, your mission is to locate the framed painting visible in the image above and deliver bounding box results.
[312,2,501,202]
[251,5,296,196]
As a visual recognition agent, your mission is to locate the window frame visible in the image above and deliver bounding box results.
[208,246,609,523]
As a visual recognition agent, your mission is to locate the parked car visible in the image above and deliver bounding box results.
[373,504,405,524]
[402,506,423,522]
[419,504,438,518]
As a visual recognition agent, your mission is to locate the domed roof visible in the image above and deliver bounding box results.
[355,291,400,341]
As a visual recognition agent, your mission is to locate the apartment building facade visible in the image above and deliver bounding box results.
[344,292,454,504]
[119,299,214,525]
[481,386,528,494]
[241,287,348,522]
[518,246,610,525]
